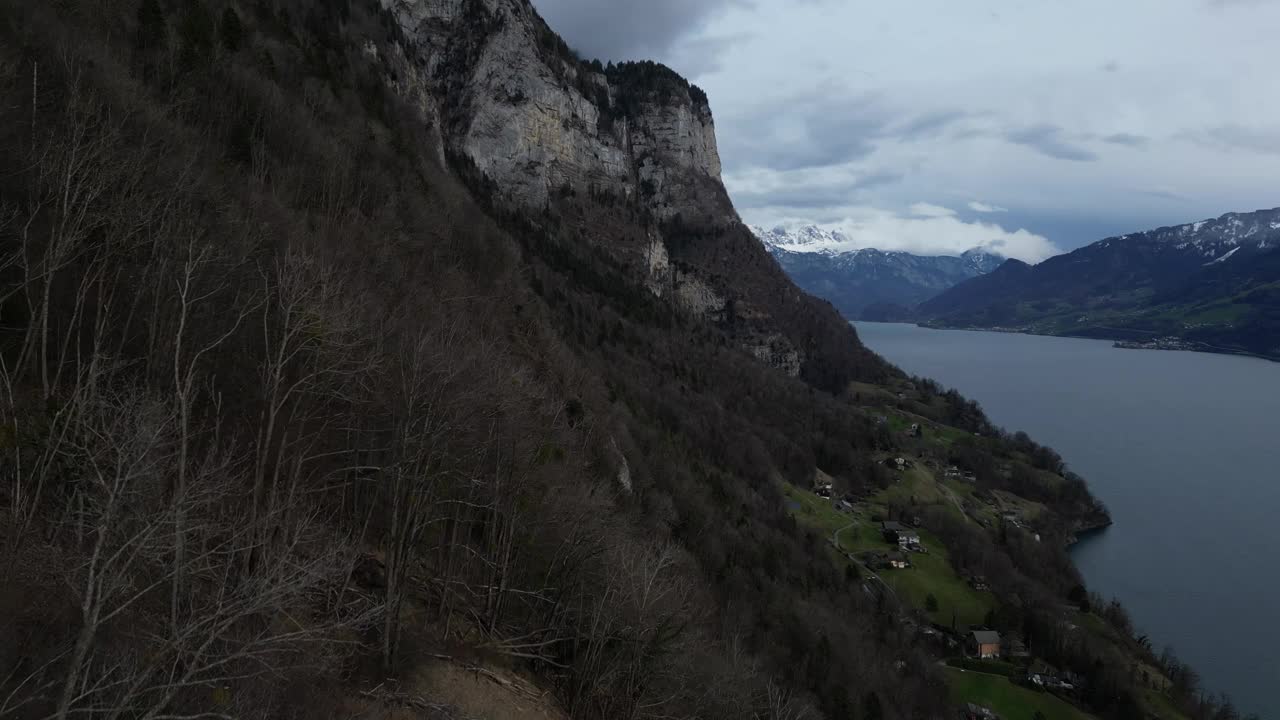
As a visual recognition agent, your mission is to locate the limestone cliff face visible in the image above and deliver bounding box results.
[380,0,730,224]
[376,0,819,379]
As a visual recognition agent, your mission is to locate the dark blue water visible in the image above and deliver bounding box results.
[854,322,1280,719]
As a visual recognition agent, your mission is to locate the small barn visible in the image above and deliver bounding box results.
[969,630,1001,659]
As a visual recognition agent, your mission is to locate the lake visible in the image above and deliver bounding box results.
[854,321,1280,719]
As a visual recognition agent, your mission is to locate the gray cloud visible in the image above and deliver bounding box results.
[1102,132,1150,148]
[664,33,751,77]
[1206,0,1268,8]
[720,93,891,171]
[892,110,972,140]
[728,170,904,210]
[1004,124,1100,162]
[969,201,1009,213]
[1193,125,1280,155]
[761,210,1061,263]
[1142,187,1193,201]
[722,93,970,173]
[529,0,748,65]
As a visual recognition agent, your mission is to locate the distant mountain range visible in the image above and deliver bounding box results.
[919,207,1280,359]
[753,225,1004,320]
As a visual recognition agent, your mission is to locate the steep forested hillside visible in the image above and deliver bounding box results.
[0,1,1245,719]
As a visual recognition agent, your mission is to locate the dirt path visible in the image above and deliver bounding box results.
[831,520,900,603]
[938,483,971,521]
[833,520,857,548]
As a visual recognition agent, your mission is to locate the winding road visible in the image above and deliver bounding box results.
[831,519,899,602]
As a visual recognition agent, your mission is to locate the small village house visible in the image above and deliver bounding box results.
[813,470,834,497]
[969,630,1001,659]
[882,521,922,549]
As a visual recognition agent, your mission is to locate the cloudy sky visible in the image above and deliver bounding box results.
[530,0,1280,262]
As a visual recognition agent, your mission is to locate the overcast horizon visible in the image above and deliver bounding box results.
[531,0,1280,263]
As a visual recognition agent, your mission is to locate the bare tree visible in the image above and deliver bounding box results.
[50,389,176,720]
[4,381,376,720]
[565,540,699,720]
[12,75,121,398]
[757,681,815,720]
[166,232,259,641]
[249,249,370,558]
[377,322,478,671]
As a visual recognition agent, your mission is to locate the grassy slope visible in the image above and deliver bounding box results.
[783,472,996,627]
[786,404,1189,719]
[886,529,994,627]
[945,668,1094,720]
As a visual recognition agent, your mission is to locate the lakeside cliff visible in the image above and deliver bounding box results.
[0,1,1232,719]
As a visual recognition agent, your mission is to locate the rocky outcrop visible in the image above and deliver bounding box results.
[673,274,726,318]
[379,0,729,223]
[747,335,803,378]
[373,0,878,382]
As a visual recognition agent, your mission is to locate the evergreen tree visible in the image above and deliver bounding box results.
[178,0,216,68]
[135,0,167,53]
[862,692,884,720]
[220,6,243,52]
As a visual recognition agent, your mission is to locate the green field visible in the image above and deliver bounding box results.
[877,465,947,506]
[783,483,995,626]
[929,423,972,446]
[783,484,852,536]
[1181,302,1250,325]
[782,484,887,555]
[945,668,1094,720]
[881,529,995,627]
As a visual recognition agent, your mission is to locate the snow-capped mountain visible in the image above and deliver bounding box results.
[1092,208,1280,262]
[920,207,1280,359]
[753,225,851,256]
[751,225,1005,320]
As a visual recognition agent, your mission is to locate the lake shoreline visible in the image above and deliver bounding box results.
[1065,518,1112,547]
[909,321,1280,364]
[855,320,1280,719]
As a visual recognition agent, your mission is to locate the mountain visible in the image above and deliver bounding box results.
[753,226,1003,319]
[372,1,896,386]
[921,208,1280,357]
[0,2,1227,720]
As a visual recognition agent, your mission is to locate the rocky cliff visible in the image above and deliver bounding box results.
[374,0,888,386]
[380,0,730,224]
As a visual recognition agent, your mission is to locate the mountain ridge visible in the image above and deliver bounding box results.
[920,207,1280,358]
[753,225,1004,319]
